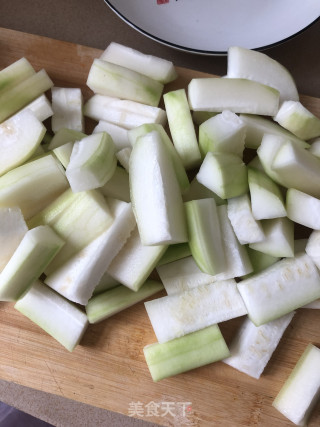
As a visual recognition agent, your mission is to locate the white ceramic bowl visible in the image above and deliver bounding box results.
[105,0,320,55]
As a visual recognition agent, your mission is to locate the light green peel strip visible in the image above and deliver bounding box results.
[0,69,53,123]
[144,324,230,382]
[157,243,191,266]
[185,198,225,275]
[86,280,163,324]
[0,58,35,96]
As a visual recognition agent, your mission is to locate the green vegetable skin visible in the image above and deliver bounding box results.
[86,59,163,107]
[144,325,230,382]
[0,57,35,96]
[164,89,201,169]
[185,198,225,275]
[0,69,53,123]
[157,243,191,266]
[86,280,164,324]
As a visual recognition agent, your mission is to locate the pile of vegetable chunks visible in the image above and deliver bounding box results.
[0,42,320,425]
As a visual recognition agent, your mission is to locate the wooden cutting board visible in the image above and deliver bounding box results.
[0,27,319,427]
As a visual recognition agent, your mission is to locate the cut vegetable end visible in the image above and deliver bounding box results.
[107,227,167,291]
[66,132,116,192]
[223,313,294,379]
[227,46,299,104]
[196,152,248,200]
[272,344,320,426]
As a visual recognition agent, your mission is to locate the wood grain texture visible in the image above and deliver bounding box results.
[0,27,319,427]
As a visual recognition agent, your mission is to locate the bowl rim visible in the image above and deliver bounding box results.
[104,0,320,56]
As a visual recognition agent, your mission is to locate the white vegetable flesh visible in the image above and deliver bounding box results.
[227,194,264,245]
[107,226,167,291]
[196,152,248,199]
[15,280,88,352]
[238,253,320,326]
[249,217,294,258]
[272,344,320,426]
[100,42,177,84]
[286,188,320,229]
[227,46,299,104]
[145,280,247,343]
[0,207,28,271]
[93,120,130,151]
[274,101,320,140]
[129,130,188,245]
[0,226,64,301]
[44,199,135,305]
[248,167,286,220]
[223,313,294,379]
[199,110,246,158]
[84,94,166,130]
[0,109,45,176]
[51,87,83,133]
[188,78,279,115]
